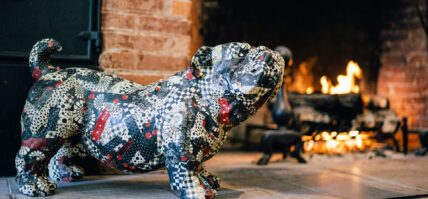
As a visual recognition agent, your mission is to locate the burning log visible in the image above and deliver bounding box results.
[288,92,363,129]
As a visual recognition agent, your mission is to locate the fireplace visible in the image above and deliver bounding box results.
[201,0,426,152]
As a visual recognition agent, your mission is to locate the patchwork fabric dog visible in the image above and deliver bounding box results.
[15,38,285,198]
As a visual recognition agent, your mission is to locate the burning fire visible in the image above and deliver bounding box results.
[320,61,362,94]
[303,130,370,154]
[289,60,368,153]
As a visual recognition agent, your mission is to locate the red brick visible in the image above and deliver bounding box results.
[133,34,190,54]
[103,32,135,50]
[172,0,192,18]
[380,56,406,67]
[99,52,137,70]
[115,73,165,85]
[137,16,191,35]
[103,32,190,55]
[136,53,190,71]
[101,12,137,30]
[103,0,166,14]
[389,84,422,94]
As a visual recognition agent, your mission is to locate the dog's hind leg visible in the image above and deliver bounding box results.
[16,96,81,196]
[48,139,88,182]
[15,133,64,197]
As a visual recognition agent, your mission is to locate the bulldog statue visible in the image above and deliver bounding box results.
[15,38,285,198]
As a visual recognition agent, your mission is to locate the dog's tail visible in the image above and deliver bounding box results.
[29,38,62,80]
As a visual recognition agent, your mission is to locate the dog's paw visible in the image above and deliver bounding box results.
[17,175,57,197]
[49,165,85,182]
[201,174,220,190]
[204,188,217,199]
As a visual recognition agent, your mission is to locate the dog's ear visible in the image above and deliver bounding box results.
[190,46,212,79]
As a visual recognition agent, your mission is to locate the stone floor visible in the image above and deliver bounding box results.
[1,152,428,199]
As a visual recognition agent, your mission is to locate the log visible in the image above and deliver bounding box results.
[287,92,363,118]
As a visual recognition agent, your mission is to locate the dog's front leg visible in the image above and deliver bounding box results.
[199,164,220,191]
[164,143,215,199]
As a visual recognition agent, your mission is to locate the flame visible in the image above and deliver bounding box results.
[320,76,330,94]
[321,61,362,94]
[287,57,316,94]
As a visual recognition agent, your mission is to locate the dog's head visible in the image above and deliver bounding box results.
[190,42,285,125]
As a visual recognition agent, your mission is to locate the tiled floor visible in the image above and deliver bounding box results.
[2,152,428,199]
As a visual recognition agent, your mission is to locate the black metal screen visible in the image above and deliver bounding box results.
[0,0,102,176]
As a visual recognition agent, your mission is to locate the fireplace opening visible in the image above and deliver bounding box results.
[202,0,426,153]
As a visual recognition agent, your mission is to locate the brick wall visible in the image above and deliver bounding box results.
[378,0,428,128]
[99,0,202,85]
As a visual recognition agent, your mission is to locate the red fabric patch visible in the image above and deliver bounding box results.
[209,134,214,139]
[155,86,161,90]
[145,132,152,139]
[118,139,133,155]
[61,177,71,182]
[113,98,119,103]
[203,147,211,156]
[32,67,43,80]
[106,154,112,159]
[259,55,264,61]
[202,120,206,126]
[122,163,128,167]
[205,190,213,199]
[91,109,110,142]
[116,155,122,160]
[55,81,63,88]
[57,156,66,168]
[218,98,232,124]
[88,94,95,100]
[48,41,53,47]
[129,166,135,170]
[185,69,196,80]
[210,179,215,186]
[152,129,157,136]
[46,86,53,90]
[22,138,46,150]
[145,122,151,127]
[181,156,188,161]
[122,95,128,100]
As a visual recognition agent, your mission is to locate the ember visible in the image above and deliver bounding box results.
[302,131,373,154]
